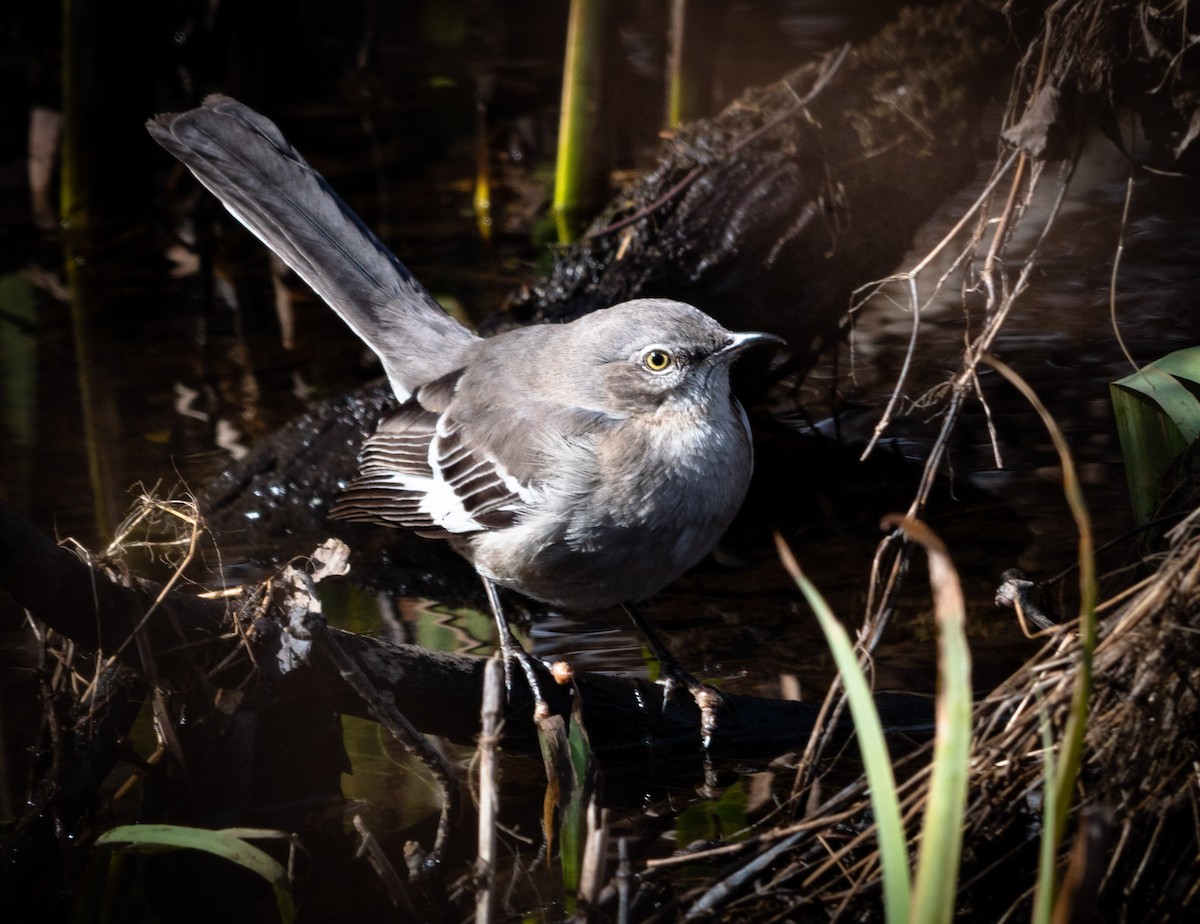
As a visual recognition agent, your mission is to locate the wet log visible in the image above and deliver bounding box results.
[0,500,929,765]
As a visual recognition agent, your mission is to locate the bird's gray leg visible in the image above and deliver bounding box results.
[482,578,550,717]
[622,603,723,747]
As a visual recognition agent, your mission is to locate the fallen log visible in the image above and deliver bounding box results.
[0,499,931,765]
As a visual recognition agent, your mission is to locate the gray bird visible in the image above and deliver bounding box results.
[147,95,783,716]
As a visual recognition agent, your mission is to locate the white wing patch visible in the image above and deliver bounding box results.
[330,397,534,537]
[415,420,485,533]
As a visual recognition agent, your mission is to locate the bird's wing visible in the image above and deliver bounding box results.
[329,377,534,538]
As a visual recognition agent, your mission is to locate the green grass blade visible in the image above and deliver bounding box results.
[534,686,596,913]
[96,824,295,923]
[775,534,910,923]
[558,709,592,904]
[1033,694,1059,924]
[987,356,1095,922]
[888,518,971,924]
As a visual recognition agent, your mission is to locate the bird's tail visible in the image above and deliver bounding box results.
[147,95,477,399]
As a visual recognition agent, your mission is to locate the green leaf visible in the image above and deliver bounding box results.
[96,824,295,923]
[558,712,591,902]
[1111,346,1200,523]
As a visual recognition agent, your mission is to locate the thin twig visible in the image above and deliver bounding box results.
[475,655,504,924]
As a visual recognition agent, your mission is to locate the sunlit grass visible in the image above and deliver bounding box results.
[777,512,972,924]
[776,534,911,921]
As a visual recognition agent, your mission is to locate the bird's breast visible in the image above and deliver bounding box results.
[463,404,754,610]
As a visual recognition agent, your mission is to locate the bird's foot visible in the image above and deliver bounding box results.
[621,603,725,746]
[500,641,552,720]
[483,578,552,718]
[657,661,724,748]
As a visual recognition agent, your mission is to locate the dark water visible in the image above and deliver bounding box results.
[2,2,1199,919]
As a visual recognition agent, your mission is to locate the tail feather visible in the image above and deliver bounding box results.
[147,94,477,398]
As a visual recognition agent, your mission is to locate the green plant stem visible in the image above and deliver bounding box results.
[553,0,606,242]
[985,356,1095,923]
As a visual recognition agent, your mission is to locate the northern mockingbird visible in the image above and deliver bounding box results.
[148,96,782,718]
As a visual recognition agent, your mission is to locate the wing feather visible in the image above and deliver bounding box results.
[330,383,532,536]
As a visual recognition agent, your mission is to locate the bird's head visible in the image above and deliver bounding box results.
[568,298,784,418]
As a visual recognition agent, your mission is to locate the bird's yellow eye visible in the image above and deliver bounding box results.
[643,349,673,373]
